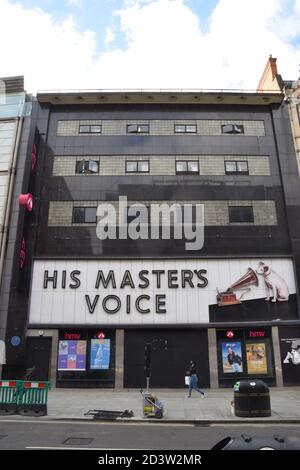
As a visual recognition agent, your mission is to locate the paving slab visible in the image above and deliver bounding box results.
[1,387,299,423]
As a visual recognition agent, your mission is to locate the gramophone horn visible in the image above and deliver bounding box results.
[229,267,259,291]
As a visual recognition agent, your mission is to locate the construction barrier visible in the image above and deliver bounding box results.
[17,381,51,417]
[0,380,19,415]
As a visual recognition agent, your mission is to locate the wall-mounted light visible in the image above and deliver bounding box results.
[19,193,34,212]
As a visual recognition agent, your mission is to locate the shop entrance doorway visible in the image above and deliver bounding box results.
[25,337,52,381]
[124,329,209,388]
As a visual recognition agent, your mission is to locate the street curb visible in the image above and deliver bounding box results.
[2,416,300,425]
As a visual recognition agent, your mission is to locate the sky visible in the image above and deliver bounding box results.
[0,0,300,93]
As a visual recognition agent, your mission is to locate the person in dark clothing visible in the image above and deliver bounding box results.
[227,347,242,373]
[185,360,205,398]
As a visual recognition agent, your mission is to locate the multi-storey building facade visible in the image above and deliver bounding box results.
[0,76,33,375]
[2,83,300,388]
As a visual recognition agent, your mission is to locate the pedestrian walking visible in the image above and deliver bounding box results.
[185,360,205,398]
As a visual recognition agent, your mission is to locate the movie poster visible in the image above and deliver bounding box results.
[90,339,111,370]
[246,342,267,374]
[221,342,243,373]
[57,340,87,371]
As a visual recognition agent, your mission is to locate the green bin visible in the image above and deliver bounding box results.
[0,380,19,415]
[17,381,51,417]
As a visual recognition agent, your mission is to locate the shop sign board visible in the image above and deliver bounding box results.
[28,258,296,326]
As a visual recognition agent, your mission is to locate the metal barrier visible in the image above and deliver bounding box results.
[0,380,19,415]
[17,381,51,417]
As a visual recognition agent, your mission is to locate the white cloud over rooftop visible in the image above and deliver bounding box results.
[0,0,299,93]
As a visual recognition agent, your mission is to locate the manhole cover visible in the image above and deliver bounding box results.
[63,437,94,446]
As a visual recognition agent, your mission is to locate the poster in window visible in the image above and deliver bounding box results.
[90,339,111,370]
[246,342,267,374]
[281,338,300,366]
[221,342,243,373]
[57,340,87,371]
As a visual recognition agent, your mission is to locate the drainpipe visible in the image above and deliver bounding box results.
[0,116,23,287]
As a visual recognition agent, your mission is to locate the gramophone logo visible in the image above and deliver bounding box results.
[217,261,290,307]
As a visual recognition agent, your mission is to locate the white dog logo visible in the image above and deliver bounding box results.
[256,262,289,302]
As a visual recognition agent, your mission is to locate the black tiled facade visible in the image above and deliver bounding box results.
[3,94,300,387]
[32,103,294,259]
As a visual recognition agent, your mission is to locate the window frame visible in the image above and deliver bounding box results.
[126,124,149,134]
[174,124,197,134]
[221,124,245,135]
[79,124,102,134]
[175,160,199,175]
[224,160,249,175]
[72,207,97,224]
[228,205,254,224]
[75,159,100,175]
[125,160,150,173]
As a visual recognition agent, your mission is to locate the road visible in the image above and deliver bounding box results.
[0,419,300,450]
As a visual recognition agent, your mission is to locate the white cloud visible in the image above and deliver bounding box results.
[0,0,299,93]
[95,0,300,89]
[0,0,96,91]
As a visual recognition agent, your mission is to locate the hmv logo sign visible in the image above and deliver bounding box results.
[248,330,266,338]
[64,333,81,340]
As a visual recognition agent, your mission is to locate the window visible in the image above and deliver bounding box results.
[126,124,149,134]
[75,160,99,174]
[125,160,149,173]
[175,124,197,134]
[175,160,199,174]
[228,206,254,223]
[79,124,101,134]
[221,124,244,134]
[72,207,97,223]
[225,161,249,175]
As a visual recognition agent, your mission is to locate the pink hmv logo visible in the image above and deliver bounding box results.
[249,330,265,338]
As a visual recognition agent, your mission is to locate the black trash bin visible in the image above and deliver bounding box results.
[234,379,271,417]
[211,434,300,450]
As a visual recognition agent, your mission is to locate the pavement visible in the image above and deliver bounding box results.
[2,386,300,423]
